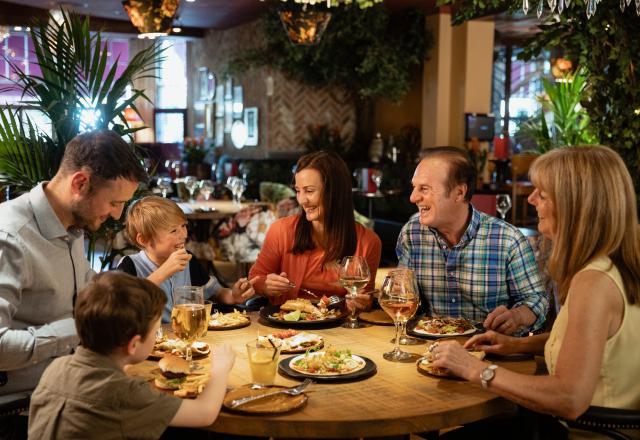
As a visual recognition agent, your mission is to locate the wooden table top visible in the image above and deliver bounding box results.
[129,313,536,438]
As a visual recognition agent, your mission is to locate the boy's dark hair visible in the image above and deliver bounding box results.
[58,130,148,191]
[74,272,166,355]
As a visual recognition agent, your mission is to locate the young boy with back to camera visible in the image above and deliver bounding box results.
[28,272,235,439]
[119,195,257,323]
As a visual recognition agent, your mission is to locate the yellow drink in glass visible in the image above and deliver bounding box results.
[246,340,281,385]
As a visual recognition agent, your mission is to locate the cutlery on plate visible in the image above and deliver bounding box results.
[287,282,319,298]
[229,379,313,408]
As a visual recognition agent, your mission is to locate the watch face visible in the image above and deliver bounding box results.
[481,367,495,381]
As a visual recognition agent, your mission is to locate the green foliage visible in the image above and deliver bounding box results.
[0,10,163,267]
[231,4,432,151]
[0,10,164,193]
[304,124,348,154]
[437,0,640,197]
[182,137,209,163]
[233,5,431,102]
[518,69,598,153]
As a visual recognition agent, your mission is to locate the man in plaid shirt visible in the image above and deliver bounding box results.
[396,147,548,335]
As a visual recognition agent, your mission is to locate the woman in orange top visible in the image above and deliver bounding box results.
[249,151,381,307]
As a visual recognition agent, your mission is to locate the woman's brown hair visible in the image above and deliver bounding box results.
[529,145,640,304]
[291,151,357,265]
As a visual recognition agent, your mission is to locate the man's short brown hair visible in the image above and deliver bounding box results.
[58,130,148,191]
[125,196,186,247]
[74,272,166,355]
[420,146,477,202]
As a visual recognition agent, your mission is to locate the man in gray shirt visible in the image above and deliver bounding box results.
[0,130,147,404]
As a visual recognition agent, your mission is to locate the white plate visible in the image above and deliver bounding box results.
[288,352,366,376]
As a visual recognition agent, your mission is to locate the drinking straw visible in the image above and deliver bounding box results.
[268,338,278,360]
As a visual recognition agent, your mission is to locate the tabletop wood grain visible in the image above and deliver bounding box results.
[128,312,537,438]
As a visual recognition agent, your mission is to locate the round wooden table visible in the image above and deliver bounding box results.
[130,312,537,439]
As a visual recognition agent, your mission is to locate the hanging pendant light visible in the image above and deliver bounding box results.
[279,9,332,45]
[122,0,180,39]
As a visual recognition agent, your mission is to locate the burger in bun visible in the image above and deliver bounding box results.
[155,354,190,390]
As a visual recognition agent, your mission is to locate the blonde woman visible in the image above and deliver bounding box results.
[430,146,640,432]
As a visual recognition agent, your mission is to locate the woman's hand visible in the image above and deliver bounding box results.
[346,291,373,312]
[230,276,258,302]
[430,341,486,382]
[463,330,520,355]
[263,272,293,299]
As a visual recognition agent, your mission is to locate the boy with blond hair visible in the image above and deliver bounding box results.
[28,272,235,439]
[119,196,256,322]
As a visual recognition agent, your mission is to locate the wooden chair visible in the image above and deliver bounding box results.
[509,153,538,225]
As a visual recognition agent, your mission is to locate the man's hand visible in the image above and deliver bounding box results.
[264,272,293,299]
[483,305,535,335]
[231,276,258,302]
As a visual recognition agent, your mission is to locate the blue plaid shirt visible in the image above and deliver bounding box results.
[396,205,548,332]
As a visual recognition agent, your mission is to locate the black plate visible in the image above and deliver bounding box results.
[259,305,344,329]
[278,354,377,383]
[406,318,478,340]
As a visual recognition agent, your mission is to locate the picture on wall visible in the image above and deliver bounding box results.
[244,107,258,146]
[215,118,224,147]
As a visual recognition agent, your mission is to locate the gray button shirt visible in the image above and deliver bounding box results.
[0,182,95,395]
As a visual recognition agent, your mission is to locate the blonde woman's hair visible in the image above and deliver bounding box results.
[529,145,640,304]
[125,196,186,248]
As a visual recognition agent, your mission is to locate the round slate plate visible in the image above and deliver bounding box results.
[259,305,344,329]
[278,353,377,383]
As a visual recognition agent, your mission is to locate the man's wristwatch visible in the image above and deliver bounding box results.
[480,364,498,389]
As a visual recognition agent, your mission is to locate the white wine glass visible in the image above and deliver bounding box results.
[198,179,214,201]
[338,256,370,329]
[157,177,173,198]
[379,269,420,362]
[171,286,206,363]
[496,194,512,220]
[184,175,198,202]
[371,169,383,195]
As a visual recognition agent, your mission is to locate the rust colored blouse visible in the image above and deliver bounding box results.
[249,215,382,304]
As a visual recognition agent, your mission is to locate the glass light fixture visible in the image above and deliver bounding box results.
[122,0,181,39]
[279,9,332,45]
[527,0,640,18]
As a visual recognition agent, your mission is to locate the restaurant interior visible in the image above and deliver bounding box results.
[1,0,639,438]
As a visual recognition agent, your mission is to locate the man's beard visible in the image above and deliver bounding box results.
[70,199,101,231]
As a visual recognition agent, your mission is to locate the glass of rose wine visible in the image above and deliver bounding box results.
[338,256,370,329]
[171,286,206,363]
[379,269,420,361]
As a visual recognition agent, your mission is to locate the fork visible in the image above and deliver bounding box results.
[229,379,313,408]
[287,282,319,298]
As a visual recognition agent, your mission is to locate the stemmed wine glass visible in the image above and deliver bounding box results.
[184,176,198,202]
[171,160,182,180]
[171,286,206,364]
[379,269,420,361]
[338,256,370,329]
[157,177,173,198]
[198,179,214,201]
[496,194,512,220]
[371,169,383,195]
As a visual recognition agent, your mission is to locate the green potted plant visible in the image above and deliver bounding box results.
[181,137,211,179]
[518,69,598,152]
[0,10,164,267]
